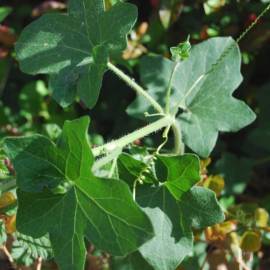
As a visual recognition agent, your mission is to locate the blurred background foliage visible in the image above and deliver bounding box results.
[0,0,270,269]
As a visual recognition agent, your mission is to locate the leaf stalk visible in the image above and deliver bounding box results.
[171,123,184,155]
[107,62,164,114]
[92,115,174,156]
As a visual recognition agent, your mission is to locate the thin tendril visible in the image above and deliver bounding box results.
[207,3,270,75]
[236,3,270,44]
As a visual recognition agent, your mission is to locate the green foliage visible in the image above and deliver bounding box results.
[128,37,256,157]
[4,117,153,270]
[114,152,222,270]
[159,154,200,199]
[11,233,52,266]
[0,220,7,245]
[178,186,225,229]
[1,0,270,269]
[117,153,157,186]
[19,80,49,122]
[246,83,270,154]
[214,152,254,195]
[0,155,8,178]
[138,207,192,270]
[15,0,137,108]
[0,6,12,23]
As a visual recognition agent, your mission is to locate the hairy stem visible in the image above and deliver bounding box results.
[236,2,270,44]
[92,148,122,172]
[171,123,184,155]
[92,115,174,156]
[174,74,205,112]
[165,62,180,114]
[107,62,164,114]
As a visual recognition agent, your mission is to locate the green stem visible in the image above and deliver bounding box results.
[92,148,122,172]
[92,115,174,156]
[236,2,270,44]
[171,123,184,155]
[174,74,205,113]
[165,62,180,114]
[107,62,164,114]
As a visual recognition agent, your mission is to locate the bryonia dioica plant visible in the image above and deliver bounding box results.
[1,1,270,269]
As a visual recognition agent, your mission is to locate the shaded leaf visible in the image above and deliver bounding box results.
[214,152,254,195]
[246,83,270,154]
[139,207,193,270]
[15,0,137,108]
[137,184,224,270]
[178,186,225,230]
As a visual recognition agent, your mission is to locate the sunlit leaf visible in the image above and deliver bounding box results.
[240,231,261,252]
[128,37,256,157]
[255,208,269,228]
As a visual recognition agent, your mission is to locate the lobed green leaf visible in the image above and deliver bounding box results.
[15,0,138,108]
[128,37,256,157]
[4,117,153,270]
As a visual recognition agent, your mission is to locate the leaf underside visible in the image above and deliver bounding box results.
[127,37,256,157]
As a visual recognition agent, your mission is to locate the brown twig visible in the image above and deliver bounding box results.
[36,257,43,270]
[0,245,15,266]
[230,249,251,270]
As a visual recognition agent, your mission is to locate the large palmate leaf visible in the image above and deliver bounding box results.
[15,0,137,108]
[137,185,224,270]
[113,205,193,270]
[4,117,153,270]
[118,154,219,270]
[132,154,224,270]
[139,207,193,270]
[128,37,256,157]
